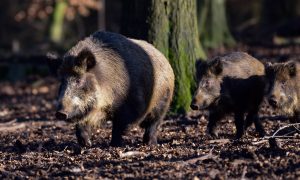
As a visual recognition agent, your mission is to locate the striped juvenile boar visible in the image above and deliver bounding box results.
[48,31,174,147]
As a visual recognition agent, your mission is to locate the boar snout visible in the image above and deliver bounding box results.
[190,101,200,110]
[268,95,278,108]
[55,111,69,120]
[55,104,71,120]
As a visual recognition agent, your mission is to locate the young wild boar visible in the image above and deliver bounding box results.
[48,31,174,147]
[266,61,300,123]
[190,52,266,139]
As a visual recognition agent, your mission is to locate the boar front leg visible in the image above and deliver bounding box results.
[207,110,224,138]
[75,123,92,147]
[234,112,245,139]
[110,121,127,147]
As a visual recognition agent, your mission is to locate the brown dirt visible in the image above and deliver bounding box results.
[0,45,300,179]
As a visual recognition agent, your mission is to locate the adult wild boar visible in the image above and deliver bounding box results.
[48,31,174,147]
[190,52,266,139]
[266,61,300,123]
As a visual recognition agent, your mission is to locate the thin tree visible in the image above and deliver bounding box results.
[197,0,235,49]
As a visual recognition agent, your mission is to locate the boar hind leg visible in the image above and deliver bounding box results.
[142,117,160,145]
[142,93,171,145]
[245,112,265,137]
[141,111,163,145]
[75,123,92,147]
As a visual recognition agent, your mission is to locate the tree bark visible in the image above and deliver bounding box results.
[121,0,205,113]
[148,0,206,113]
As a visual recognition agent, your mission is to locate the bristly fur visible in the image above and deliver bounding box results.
[192,52,266,138]
[266,61,300,118]
[55,31,175,146]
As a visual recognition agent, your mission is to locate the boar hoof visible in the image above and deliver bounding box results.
[144,137,158,146]
[76,134,92,147]
[75,125,92,147]
[206,129,218,139]
[78,137,92,147]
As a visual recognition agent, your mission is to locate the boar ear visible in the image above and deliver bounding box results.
[77,49,96,71]
[286,61,296,77]
[195,59,205,69]
[211,57,223,75]
[264,62,273,76]
[195,59,205,78]
[46,52,62,75]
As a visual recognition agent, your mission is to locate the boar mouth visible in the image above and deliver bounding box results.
[269,102,278,109]
[198,104,210,110]
[199,97,220,110]
[268,98,279,109]
[57,103,95,123]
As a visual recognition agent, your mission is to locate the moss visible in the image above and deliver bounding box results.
[148,0,170,57]
[148,0,206,114]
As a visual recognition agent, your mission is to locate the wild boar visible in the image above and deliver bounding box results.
[266,61,300,123]
[190,52,266,139]
[48,31,174,147]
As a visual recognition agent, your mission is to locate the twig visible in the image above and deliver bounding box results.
[265,135,296,139]
[241,166,247,180]
[292,124,300,133]
[119,151,148,158]
[0,122,26,131]
[0,119,17,125]
[208,139,230,145]
[252,138,300,145]
[183,148,217,164]
[271,123,300,138]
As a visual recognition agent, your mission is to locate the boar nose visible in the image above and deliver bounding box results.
[190,102,199,110]
[268,95,278,107]
[55,111,68,120]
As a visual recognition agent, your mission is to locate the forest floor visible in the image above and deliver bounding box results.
[0,44,299,179]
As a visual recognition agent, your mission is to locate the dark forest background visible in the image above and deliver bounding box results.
[1,0,299,54]
[0,0,300,112]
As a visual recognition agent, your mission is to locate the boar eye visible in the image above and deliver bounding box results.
[203,80,212,88]
[281,81,287,86]
[75,78,84,87]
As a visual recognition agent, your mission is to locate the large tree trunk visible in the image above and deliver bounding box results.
[148,0,205,113]
[121,0,205,113]
[197,0,235,48]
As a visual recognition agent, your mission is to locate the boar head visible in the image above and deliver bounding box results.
[191,57,223,110]
[48,49,99,122]
[266,61,298,114]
